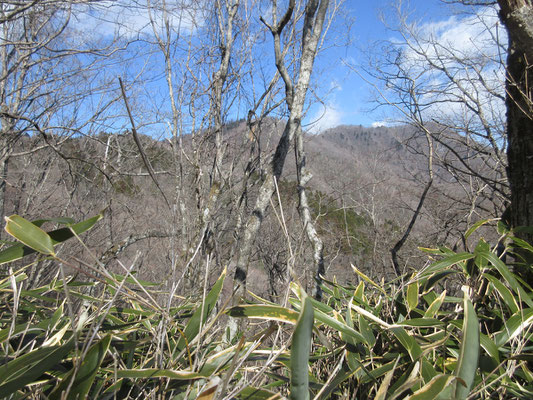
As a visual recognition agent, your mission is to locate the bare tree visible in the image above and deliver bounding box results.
[233,0,331,301]
[398,0,533,273]
[350,3,509,270]
[0,0,126,223]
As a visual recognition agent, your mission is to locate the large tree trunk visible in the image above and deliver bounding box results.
[497,1,533,276]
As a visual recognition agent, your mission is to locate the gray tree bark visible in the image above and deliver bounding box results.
[294,125,325,299]
[233,0,330,301]
[497,0,533,280]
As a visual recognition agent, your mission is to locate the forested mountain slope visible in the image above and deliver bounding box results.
[3,120,502,296]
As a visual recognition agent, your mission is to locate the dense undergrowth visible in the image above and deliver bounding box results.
[0,215,532,399]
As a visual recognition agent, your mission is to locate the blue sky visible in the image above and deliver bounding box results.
[69,0,501,137]
[305,0,485,130]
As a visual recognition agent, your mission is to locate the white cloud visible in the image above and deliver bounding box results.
[71,1,204,40]
[392,6,506,131]
[420,7,504,58]
[308,103,343,134]
[371,121,388,128]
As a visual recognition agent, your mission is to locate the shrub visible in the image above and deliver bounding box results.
[1,215,531,398]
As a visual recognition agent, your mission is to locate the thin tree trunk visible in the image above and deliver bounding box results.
[233,0,330,302]
[295,125,325,300]
[391,179,433,276]
[0,152,8,223]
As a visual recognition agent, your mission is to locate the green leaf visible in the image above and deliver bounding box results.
[359,360,399,384]
[49,335,112,400]
[417,253,474,280]
[354,281,365,302]
[31,217,76,226]
[0,339,75,397]
[407,374,455,400]
[4,215,55,255]
[390,327,422,361]
[109,272,160,287]
[177,268,226,351]
[473,239,490,271]
[314,307,367,344]
[115,368,208,380]
[481,251,533,308]
[376,357,400,400]
[424,291,446,319]
[422,270,457,293]
[396,318,444,328]
[494,308,533,347]
[358,314,375,347]
[497,220,510,235]
[454,291,480,400]
[226,304,299,324]
[0,272,27,290]
[237,386,282,399]
[407,281,419,312]
[389,362,422,400]
[465,219,496,239]
[0,213,103,265]
[290,292,314,400]
[511,236,533,253]
[479,333,500,364]
[352,264,387,295]
[483,273,519,314]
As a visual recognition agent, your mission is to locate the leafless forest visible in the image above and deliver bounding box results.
[1,0,532,399]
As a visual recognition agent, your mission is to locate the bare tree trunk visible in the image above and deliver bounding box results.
[233,0,330,301]
[295,125,325,299]
[497,0,533,280]
[391,178,433,276]
[0,149,8,222]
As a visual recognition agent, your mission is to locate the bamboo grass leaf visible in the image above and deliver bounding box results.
[237,386,282,399]
[4,215,55,255]
[226,304,299,324]
[116,368,209,379]
[481,251,533,308]
[290,292,314,400]
[494,308,533,347]
[424,291,446,319]
[358,314,375,347]
[177,267,226,351]
[407,281,419,312]
[314,308,367,343]
[465,219,496,239]
[406,374,455,400]
[511,236,533,253]
[49,335,112,400]
[375,357,400,400]
[454,290,480,400]
[390,327,422,360]
[422,271,457,293]
[417,253,474,280]
[0,339,75,397]
[389,362,422,400]
[396,318,444,327]
[483,273,519,314]
[354,281,365,302]
[0,213,103,265]
[479,333,500,364]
